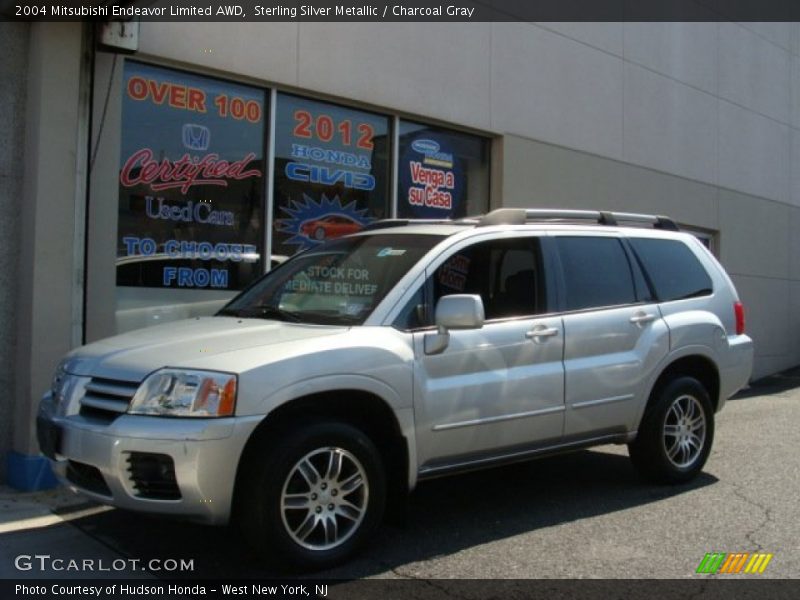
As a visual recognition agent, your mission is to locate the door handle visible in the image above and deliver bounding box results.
[630,312,657,325]
[525,326,560,341]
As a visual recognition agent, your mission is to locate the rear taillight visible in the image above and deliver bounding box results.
[734,301,745,335]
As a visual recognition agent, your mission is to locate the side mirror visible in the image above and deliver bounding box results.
[425,294,485,355]
[435,294,485,330]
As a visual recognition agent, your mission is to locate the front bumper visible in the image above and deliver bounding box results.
[37,393,261,524]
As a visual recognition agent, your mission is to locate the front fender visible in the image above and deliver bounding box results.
[255,373,418,491]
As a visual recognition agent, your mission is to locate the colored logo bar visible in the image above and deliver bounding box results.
[696,552,773,574]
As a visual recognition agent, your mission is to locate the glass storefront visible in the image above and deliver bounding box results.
[397,121,490,220]
[115,61,267,332]
[272,93,391,259]
[108,61,490,335]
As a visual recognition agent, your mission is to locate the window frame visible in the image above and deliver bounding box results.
[626,236,715,304]
[550,233,648,315]
[391,232,557,332]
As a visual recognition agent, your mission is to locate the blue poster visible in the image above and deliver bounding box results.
[117,61,266,290]
[398,131,466,219]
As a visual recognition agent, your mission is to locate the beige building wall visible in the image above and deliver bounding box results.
[12,22,86,462]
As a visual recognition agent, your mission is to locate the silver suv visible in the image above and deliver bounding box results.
[38,209,753,569]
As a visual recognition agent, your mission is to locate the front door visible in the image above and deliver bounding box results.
[411,236,565,471]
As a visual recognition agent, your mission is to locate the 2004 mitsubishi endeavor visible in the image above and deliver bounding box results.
[37,209,753,569]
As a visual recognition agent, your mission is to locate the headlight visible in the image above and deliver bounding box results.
[51,360,78,415]
[128,369,237,417]
[51,360,68,399]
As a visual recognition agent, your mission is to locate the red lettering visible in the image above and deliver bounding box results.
[293,110,313,138]
[120,148,262,194]
[212,161,230,178]
[127,76,148,100]
[410,162,455,189]
[187,88,207,112]
[408,187,424,206]
[356,123,374,149]
[168,85,188,109]
[148,79,170,105]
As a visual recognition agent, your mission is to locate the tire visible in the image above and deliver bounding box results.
[314,227,326,241]
[237,421,386,570]
[628,376,714,484]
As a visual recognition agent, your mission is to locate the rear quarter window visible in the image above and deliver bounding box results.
[629,238,713,301]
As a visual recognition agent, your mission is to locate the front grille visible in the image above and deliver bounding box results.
[126,452,181,500]
[79,377,139,422]
[66,460,111,497]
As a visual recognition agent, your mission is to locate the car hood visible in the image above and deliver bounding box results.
[63,317,346,381]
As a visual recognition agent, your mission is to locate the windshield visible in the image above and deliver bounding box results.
[218,234,443,325]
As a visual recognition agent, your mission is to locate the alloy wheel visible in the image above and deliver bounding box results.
[280,447,368,551]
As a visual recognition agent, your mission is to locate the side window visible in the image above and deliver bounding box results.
[556,237,637,311]
[393,286,427,330]
[433,237,546,321]
[629,238,713,301]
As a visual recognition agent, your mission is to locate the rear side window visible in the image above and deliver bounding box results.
[556,237,637,311]
[629,238,713,301]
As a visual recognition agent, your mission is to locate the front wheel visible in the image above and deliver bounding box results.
[238,421,386,570]
[628,376,714,484]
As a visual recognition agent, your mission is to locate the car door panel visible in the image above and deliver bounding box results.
[413,316,565,468]
[562,305,669,436]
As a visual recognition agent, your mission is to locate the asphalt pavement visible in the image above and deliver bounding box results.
[2,370,799,581]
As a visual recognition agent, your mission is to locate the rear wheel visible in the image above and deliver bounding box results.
[629,376,714,484]
[238,421,386,570]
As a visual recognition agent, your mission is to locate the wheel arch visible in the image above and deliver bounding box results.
[232,389,411,522]
[644,354,721,417]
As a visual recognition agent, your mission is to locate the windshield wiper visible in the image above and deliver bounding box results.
[218,305,302,322]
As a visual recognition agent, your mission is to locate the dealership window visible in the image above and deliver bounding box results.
[103,61,491,336]
[684,227,716,254]
[115,61,267,332]
[397,121,490,219]
[271,94,391,259]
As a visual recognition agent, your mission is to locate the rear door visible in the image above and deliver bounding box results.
[554,234,670,437]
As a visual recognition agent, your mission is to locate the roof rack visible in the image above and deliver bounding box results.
[476,208,679,231]
[362,218,477,231]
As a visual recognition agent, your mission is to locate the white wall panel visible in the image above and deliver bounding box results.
[138,22,300,86]
[719,22,791,124]
[719,190,790,280]
[792,23,800,56]
[790,207,800,281]
[623,22,717,95]
[533,22,623,56]
[792,56,800,130]
[733,275,792,380]
[623,63,717,184]
[738,22,793,51]
[718,100,790,203]
[491,22,623,159]
[792,128,800,207]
